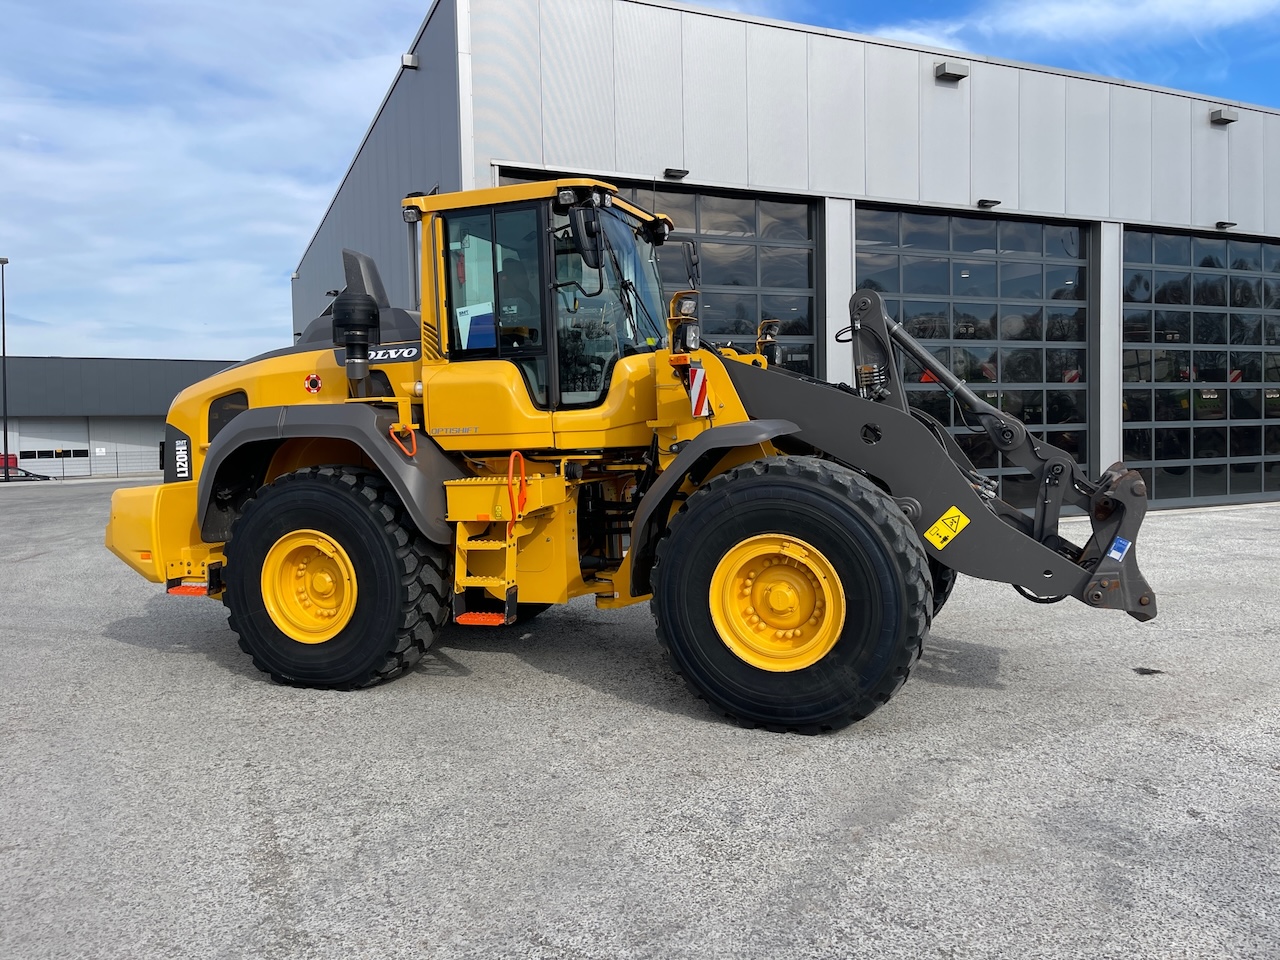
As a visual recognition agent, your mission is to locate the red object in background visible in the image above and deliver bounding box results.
[1,454,15,469]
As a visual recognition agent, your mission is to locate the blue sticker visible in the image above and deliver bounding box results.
[1107,536,1132,563]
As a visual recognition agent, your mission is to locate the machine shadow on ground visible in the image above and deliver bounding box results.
[912,633,1008,690]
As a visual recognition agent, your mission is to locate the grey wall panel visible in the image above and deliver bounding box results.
[1191,101,1231,228]
[1018,70,1066,214]
[471,0,541,186]
[863,45,919,202]
[807,34,864,196]
[1150,93,1192,225]
[1267,114,1280,236]
[1109,86,1153,223]
[613,3,684,179]
[919,54,970,206]
[1228,110,1266,234]
[0,358,232,418]
[540,0,615,173]
[745,25,808,190]
[681,14,748,185]
[969,62,1020,207]
[1065,78,1110,217]
[293,0,463,330]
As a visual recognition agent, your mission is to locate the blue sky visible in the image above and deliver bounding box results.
[1,0,1278,360]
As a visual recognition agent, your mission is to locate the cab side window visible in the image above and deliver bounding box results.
[443,207,548,405]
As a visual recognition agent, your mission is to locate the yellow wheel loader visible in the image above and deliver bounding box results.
[106,179,1157,733]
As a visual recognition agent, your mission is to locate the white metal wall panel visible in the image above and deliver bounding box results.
[825,198,854,385]
[806,34,864,196]
[1150,93,1192,225]
[1228,110,1266,234]
[613,4,684,178]
[863,45,919,202]
[745,25,808,190]
[681,14,748,185]
[1191,101,1231,227]
[1096,222,1123,468]
[471,0,541,185]
[1018,71,1066,214]
[1065,78,1110,217]
[969,62,1020,207]
[540,0,615,173]
[1267,114,1280,236]
[919,54,970,206]
[1109,86,1153,223]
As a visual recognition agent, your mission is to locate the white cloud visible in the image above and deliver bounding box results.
[0,0,425,360]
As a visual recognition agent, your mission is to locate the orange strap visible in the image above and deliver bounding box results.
[507,451,527,538]
[389,425,417,458]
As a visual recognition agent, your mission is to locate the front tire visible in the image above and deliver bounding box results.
[224,466,448,688]
[651,457,930,733]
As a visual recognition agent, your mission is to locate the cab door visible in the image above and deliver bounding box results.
[422,203,556,451]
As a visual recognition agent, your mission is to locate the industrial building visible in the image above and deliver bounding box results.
[294,0,1280,507]
[0,357,232,478]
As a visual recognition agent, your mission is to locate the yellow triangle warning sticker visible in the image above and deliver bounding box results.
[924,506,971,550]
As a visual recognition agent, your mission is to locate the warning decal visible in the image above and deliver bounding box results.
[924,506,971,550]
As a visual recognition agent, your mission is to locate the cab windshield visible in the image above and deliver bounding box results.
[553,204,666,406]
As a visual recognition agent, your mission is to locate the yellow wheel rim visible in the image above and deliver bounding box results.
[709,534,846,672]
[261,530,358,644]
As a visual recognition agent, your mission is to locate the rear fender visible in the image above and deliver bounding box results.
[197,403,464,543]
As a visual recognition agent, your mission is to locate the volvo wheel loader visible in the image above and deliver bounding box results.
[106,178,1157,733]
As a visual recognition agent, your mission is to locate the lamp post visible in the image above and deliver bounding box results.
[1,257,8,482]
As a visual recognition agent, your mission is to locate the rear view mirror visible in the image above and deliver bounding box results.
[682,241,700,288]
[569,206,604,271]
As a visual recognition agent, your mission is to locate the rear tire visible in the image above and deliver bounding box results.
[651,456,931,733]
[223,466,448,688]
[928,557,958,617]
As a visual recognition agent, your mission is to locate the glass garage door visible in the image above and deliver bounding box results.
[855,207,1090,508]
[1121,230,1280,504]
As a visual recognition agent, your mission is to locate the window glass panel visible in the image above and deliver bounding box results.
[902,301,949,339]
[1046,390,1084,423]
[1265,243,1280,273]
[1047,348,1085,383]
[445,212,497,352]
[999,220,1042,254]
[653,190,696,233]
[1230,351,1262,382]
[1124,389,1152,421]
[1154,428,1191,460]
[1124,229,1153,264]
[954,303,997,339]
[902,256,949,294]
[856,208,898,246]
[759,201,810,241]
[700,194,754,236]
[1228,240,1262,272]
[1154,464,1191,498]
[1194,311,1228,344]
[1230,276,1262,308]
[1231,389,1262,419]
[1002,389,1045,424]
[1046,429,1087,462]
[1267,351,1280,381]
[1046,265,1085,301]
[700,242,755,286]
[1123,309,1152,343]
[1155,389,1190,421]
[1155,310,1190,344]
[952,260,997,297]
[1194,464,1228,497]
[700,292,758,337]
[759,246,811,288]
[1193,351,1228,381]
[658,250,690,288]
[1123,349,1151,382]
[902,346,950,383]
[856,252,899,293]
[1046,225,1083,260]
[1265,280,1280,310]
[1153,271,1191,304]
[1192,388,1226,420]
[954,347,998,382]
[1124,269,1153,303]
[1047,307,1086,341]
[1230,462,1262,494]
[999,306,1042,341]
[1153,233,1191,266]
[1000,262,1042,299]
[1124,428,1152,460]
[1187,272,1228,305]
[1002,348,1042,383]
[1230,313,1262,345]
[901,213,949,250]
[1194,426,1228,458]
[1193,236,1227,269]
[761,294,813,336]
[1267,318,1280,349]
[778,342,814,377]
[952,217,998,253]
[1269,386,1280,418]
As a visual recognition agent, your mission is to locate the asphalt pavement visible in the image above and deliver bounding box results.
[1,478,1277,959]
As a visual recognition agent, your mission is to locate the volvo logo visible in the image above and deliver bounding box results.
[369,345,420,362]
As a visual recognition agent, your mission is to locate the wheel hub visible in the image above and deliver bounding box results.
[709,534,846,672]
[262,530,357,643]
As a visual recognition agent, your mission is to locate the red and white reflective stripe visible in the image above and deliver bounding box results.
[1063,369,1081,383]
[1229,369,1242,382]
[689,365,711,418]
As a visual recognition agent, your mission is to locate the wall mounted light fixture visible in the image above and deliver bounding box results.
[977,199,1001,209]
